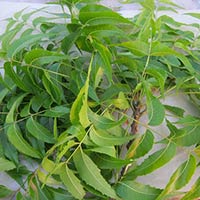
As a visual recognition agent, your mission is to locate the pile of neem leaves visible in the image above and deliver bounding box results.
[0,0,200,199]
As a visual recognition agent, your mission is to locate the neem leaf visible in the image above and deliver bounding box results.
[116,181,162,200]
[7,34,45,58]
[88,110,127,130]
[92,40,112,81]
[7,124,41,159]
[90,128,134,146]
[6,93,28,124]
[0,157,16,171]
[126,130,154,159]
[164,105,185,117]
[73,148,119,199]
[25,49,68,65]
[157,155,196,199]
[60,165,85,200]
[93,154,131,169]
[43,105,70,117]
[146,94,165,126]
[126,142,176,179]
[120,41,149,56]
[0,185,13,198]
[4,62,29,92]
[79,4,131,25]
[26,117,55,144]
[173,125,200,146]
[182,177,200,200]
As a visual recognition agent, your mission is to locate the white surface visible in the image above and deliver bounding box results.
[0,1,200,196]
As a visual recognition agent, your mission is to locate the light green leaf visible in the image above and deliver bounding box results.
[7,124,41,159]
[26,117,55,143]
[0,185,13,198]
[112,92,130,109]
[126,142,176,179]
[90,128,134,146]
[116,181,162,200]
[146,94,165,126]
[79,4,131,25]
[151,42,176,56]
[88,110,127,130]
[6,93,28,124]
[0,157,16,171]
[25,49,68,65]
[73,148,118,199]
[157,155,196,199]
[88,146,116,157]
[7,34,45,58]
[182,177,200,200]
[120,41,149,56]
[60,165,85,200]
[173,125,200,146]
[126,130,154,159]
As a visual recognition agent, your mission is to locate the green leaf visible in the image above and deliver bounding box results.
[88,110,127,130]
[42,71,62,104]
[0,157,16,171]
[93,154,131,169]
[60,165,85,200]
[146,68,167,96]
[73,148,118,199]
[26,117,55,143]
[61,29,81,54]
[79,4,131,25]
[164,105,185,117]
[173,125,200,146]
[146,94,165,126]
[92,40,112,81]
[101,83,130,101]
[43,106,70,117]
[116,181,162,200]
[7,124,41,158]
[4,62,29,92]
[0,185,13,198]
[126,130,154,159]
[6,93,28,123]
[151,42,176,56]
[120,41,149,56]
[182,177,200,200]
[126,142,176,179]
[90,128,134,146]
[157,155,196,200]
[7,34,45,58]
[88,146,116,157]
[25,49,68,65]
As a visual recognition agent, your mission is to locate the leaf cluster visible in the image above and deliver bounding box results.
[0,0,200,199]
